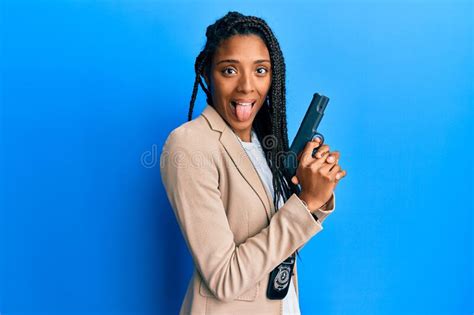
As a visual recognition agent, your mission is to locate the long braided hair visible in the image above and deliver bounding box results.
[188,11,297,217]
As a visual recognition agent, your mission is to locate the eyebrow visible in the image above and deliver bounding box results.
[216,59,271,65]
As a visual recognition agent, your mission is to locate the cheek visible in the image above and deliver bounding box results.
[218,85,233,98]
[211,76,232,98]
[259,78,272,95]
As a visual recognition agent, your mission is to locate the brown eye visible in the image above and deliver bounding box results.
[222,67,237,76]
[256,67,269,75]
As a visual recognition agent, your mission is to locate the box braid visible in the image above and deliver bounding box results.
[187,12,299,220]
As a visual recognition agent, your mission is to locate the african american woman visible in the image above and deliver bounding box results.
[160,11,347,315]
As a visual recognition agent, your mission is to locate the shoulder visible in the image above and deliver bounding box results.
[162,113,221,155]
[160,114,222,178]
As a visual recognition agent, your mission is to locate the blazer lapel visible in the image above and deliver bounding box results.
[201,104,273,221]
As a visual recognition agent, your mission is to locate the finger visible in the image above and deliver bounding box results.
[329,163,339,172]
[328,157,341,172]
[297,138,321,161]
[315,151,339,169]
[335,170,347,181]
[328,164,342,180]
[300,140,322,166]
[325,151,340,164]
[318,160,336,174]
[314,145,330,159]
[291,175,299,185]
[309,151,331,169]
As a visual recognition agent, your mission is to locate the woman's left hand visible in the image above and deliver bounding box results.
[292,137,345,186]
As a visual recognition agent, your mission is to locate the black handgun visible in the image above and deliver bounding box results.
[284,93,329,186]
[267,93,329,300]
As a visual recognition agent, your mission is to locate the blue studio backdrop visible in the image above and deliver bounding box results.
[0,1,472,314]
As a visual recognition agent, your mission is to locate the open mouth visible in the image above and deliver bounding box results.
[229,100,257,122]
[230,100,256,110]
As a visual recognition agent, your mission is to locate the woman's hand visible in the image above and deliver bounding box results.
[291,138,347,212]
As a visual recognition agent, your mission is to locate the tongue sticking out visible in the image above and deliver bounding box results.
[235,104,252,122]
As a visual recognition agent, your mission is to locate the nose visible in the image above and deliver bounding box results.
[236,71,254,94]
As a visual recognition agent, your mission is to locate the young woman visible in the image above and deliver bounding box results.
[160,11,346,315]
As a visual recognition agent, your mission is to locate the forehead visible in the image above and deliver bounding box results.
[213,34,270,62]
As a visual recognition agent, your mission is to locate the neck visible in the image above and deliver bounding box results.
[235,129,252,143]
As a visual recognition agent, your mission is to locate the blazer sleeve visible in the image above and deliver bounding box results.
[160,130,325,302]
[312,192,336,224]
[296,192,336,252]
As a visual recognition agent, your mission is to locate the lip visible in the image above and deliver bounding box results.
[232,99,257,103]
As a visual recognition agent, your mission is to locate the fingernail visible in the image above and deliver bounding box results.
[328,156,334,162]
[336,174,341,179]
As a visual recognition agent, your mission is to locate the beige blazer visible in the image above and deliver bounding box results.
[160,104,335,315]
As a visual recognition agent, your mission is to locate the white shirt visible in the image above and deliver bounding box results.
[238,129,301,315]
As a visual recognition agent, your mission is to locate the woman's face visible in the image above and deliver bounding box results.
[206,34,272,142]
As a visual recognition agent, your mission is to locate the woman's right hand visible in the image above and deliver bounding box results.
[291,138,347,212]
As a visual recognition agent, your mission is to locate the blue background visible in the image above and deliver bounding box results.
[1,0,472,314]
